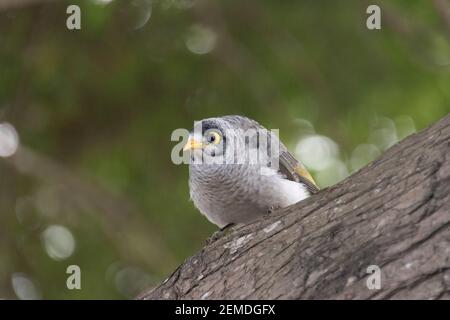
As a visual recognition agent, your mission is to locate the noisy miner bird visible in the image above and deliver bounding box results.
[183,115,319,229]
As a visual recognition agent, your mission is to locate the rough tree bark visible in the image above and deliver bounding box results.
[139,114,450,300]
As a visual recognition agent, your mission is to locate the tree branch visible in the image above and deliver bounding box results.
[138,114,450,299]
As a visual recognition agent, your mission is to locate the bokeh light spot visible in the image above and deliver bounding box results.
[293,118,315,135]
[395,115,416,140]
[130,0,152,30]
[369,117,398,151]
[185,25,217,55]
[91,0,114,5]
[114,266,154,298]
[11,273,41,300]
[41,225,76,261]
[316,159,349,187]
[0,122,19,157]
[350,144,381,172]
[295,135,339,171]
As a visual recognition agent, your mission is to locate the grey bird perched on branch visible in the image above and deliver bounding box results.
[183,115,319,229]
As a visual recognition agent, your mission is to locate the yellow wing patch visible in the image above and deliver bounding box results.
[294,166,318,189]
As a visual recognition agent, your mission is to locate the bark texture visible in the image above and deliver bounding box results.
[139,114,450,300]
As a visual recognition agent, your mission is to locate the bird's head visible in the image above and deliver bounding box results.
[183,117,228,165]
[183,115,263,166]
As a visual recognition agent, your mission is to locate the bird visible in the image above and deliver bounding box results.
[183,115,319,229]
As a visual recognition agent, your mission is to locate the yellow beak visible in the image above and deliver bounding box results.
[183,137,204,151]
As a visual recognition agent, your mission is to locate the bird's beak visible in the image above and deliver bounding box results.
[183,137,204,151]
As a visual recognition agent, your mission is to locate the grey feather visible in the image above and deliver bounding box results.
[186,115,318,228]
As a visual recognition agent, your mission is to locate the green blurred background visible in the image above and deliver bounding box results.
[0,0,449,299]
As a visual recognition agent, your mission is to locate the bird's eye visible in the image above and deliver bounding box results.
[205,131,221,145]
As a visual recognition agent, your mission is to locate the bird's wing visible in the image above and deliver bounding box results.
[230,115,320,194]
[278,147,320,194]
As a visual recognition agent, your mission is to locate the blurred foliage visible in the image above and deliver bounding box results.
[0,0,449,299]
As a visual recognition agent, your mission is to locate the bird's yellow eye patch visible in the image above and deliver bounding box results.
[205,130,221,145]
